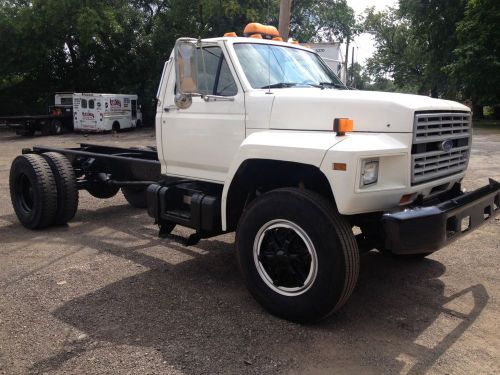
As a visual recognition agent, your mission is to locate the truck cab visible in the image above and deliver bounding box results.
[155,28,473,225]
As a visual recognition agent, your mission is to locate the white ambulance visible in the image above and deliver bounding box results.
[72,93,142,132]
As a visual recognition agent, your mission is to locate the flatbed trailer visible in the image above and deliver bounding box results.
[0,106,73,136]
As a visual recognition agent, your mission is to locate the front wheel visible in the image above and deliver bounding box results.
[236,188,359,323]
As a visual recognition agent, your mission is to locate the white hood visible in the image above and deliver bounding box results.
[269,89,470,133]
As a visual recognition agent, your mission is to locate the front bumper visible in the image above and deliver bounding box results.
[382,179,500,254]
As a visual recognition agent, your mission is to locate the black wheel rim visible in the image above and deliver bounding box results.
[15,173,34,214]
[253,220,318,296]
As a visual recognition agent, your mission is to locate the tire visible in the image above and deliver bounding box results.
[122,186,147,208]
[112,121,120,132]
[42,152,79,225]
[136,120,142,128]
[236,188,359,323]
[41,122,51,136]
[9,154,57,229]
[50,119,63,135]
[86,183,120,199]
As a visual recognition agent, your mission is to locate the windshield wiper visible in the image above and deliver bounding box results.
[317,82,347,89]
[260,82,298,89]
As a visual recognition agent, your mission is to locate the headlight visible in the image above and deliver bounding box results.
[361,159,379,186]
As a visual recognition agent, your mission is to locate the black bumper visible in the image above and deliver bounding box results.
[382,179,500,254]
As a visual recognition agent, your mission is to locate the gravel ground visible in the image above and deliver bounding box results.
[0,127,499,375]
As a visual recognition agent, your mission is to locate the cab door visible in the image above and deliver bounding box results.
[161,44,245,183]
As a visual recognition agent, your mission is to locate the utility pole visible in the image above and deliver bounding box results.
[279,0,292,41]
[351,46,355,88]
[344,36,350,85]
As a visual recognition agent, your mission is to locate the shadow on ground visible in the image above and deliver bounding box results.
[0,205,489,374]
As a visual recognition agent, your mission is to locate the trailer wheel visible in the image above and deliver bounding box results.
[9,154,57,229]
[42,152,79,225]
[236,188,359,323]
[122,186,147,208]
[41,122,52,136]
[86,183,120,199]
[50,119,63,135]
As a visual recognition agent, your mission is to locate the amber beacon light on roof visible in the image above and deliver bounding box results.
[224,22,296,42]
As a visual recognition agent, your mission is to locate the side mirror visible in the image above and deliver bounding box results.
[174,38,199,109]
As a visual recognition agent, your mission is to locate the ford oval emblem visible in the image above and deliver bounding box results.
[441,139,454,152]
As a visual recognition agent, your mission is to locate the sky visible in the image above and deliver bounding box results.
[346,0,399,64]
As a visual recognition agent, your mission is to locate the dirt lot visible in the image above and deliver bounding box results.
[0,127,499,375]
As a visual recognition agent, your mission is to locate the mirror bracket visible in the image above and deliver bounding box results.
[174,93,193,109]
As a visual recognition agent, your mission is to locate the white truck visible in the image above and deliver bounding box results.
[8,24,500,323]
[72,93,142,132]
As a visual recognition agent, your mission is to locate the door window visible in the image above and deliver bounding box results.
[81,99,87,108]
[196,47,237,96]
[89,99,95,109]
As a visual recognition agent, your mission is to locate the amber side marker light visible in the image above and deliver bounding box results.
[334,118,354,136]
[333,163,347,171]
[399,193,417,205]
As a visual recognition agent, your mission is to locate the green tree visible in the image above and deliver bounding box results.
[365,1,467,98]
[447,0,500,115]
[0,0,360,119]
[288,0,356,43]
[364,7,424,94]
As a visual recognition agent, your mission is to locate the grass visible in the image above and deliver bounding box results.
[472,118,500,128]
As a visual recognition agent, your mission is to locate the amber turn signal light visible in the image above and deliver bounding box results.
[333,163,347,171]
[334,118,354,135]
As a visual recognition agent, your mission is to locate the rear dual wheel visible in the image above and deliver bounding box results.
[42,152,79,225]
[10,153,78,229]
[10,154,58,229]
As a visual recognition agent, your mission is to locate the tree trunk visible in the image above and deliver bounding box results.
[472,103,484,119]
[493,105,500,120]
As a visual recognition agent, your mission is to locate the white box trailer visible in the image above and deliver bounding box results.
[73,93,142,132]
[304,42,346,83]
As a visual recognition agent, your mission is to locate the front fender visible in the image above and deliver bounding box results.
[221,130,343,230]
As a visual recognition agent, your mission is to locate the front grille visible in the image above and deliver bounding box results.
[411,112,471,185]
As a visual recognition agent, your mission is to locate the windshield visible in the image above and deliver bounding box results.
[233,43,345,89]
